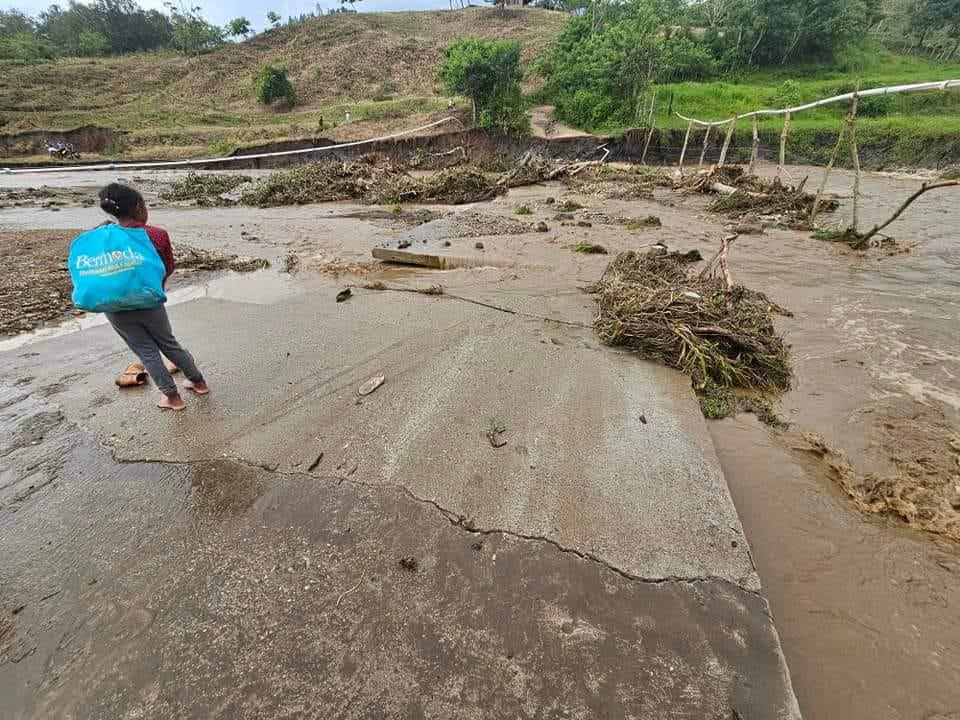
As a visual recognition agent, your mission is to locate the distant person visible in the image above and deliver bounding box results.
[84,183,209,410]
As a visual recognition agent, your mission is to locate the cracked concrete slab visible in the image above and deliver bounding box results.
[0,398,800,719]
[2,283,756,588]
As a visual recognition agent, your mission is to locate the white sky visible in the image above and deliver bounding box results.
[5,0,458,31]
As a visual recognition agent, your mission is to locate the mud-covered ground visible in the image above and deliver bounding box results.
[0,229,77,336]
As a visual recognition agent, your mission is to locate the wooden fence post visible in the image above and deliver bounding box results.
[640,90,658,164]
[749,115,759,173]
[698,125,713,167]
[777,111,791,177]
[717,115,737,166]
[678,119,693,174]
[848,89,861,232]
[808,118,848,225]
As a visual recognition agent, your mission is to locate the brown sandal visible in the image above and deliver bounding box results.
[163,359,180,374]
[116,362,148,388]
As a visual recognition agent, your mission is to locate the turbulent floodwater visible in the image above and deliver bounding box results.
[711,165,960,720]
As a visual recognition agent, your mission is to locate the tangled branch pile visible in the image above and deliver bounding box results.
[241,161,505,208]
[684,166,838,223]
[568,164,673,200]
[162,173,252,204]
[591,248,791,406]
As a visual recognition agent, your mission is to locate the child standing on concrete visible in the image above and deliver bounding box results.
[95,183,209,410]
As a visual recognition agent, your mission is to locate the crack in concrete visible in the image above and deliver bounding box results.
[102,443,764,601]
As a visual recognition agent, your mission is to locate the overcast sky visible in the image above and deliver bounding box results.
[7,0,457,30]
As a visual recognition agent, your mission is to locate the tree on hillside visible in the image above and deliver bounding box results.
[266,11,281,28]
[253,64,295,106]
[0,9,35,37]
[226,16,252,39]
[338,0,362,9]
[37,0,172,56]
[910,0,960,55]
[165,3,223,56]
[437,37,529,133]
[537,1,661,127]
[0,31,55,61]
[78,29,109,55]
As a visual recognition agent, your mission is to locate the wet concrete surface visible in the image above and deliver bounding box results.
[0,168,802,717]
[1,391,798,719]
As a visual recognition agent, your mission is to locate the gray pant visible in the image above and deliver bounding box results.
[106,305,203,397]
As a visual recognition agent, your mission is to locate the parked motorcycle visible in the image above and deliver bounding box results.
[46,143,81,160]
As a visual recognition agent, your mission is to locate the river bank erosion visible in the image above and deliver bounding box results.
[1,154,958,719]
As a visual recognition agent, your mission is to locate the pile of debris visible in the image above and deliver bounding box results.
[0,229,76,336]
[241,160,507,208]
[161,172,252,205]
[684,166,838,224]
[0,186,95,209]
[591,242,792,419]
[176,245,269,273]
[567,164,673,201]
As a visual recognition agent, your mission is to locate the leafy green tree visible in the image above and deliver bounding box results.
[38,0,172,56]
[538,1,661,128]
[165,3,223,56]
[657,34,718,81]
[226,16,252,39]
[437,37,528,133]
[78,29,109,55]
[266,11,281,28]
[253,64,296,106]
[0,10,35,38]
[0,31,55,61]
[910,0,960,55]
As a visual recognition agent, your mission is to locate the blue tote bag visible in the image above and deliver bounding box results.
[69,224,167,313]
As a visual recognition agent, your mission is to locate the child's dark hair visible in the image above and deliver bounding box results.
[98,183,143,219]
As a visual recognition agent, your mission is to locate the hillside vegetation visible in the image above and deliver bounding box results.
[2,3,959,166]
[0,8,564,156]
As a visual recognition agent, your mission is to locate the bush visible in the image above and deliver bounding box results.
[77,30,109,57]
[253,64,295,106]
[555,89,624,131]
[832,80,893,117]
[771,80,803,110]
[657,35,719,82]
[0,32,55,62]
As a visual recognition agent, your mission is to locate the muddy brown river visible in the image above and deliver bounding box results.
[1,164,958,719]
[712,167,960,720]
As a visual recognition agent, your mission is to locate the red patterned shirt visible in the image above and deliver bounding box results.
[122,221,174,283]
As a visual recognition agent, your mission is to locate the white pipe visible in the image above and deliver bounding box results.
[4,116,463,175]
[676,79,960,127]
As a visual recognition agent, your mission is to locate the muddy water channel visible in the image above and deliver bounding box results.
[712,166,960,720]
